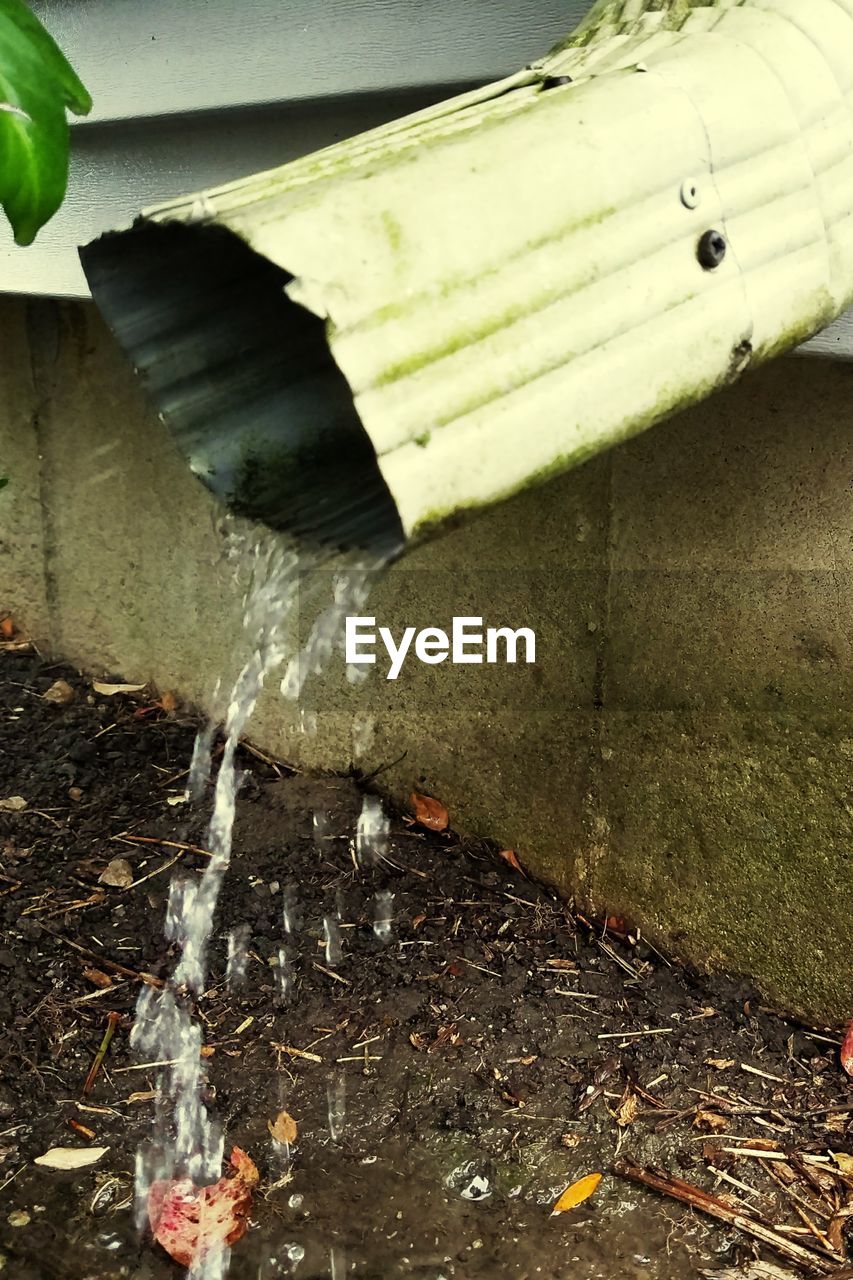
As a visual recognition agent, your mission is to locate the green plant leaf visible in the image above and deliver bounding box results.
[0,0,92,245]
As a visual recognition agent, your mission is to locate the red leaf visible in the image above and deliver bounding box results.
[148,1146,258,1267]
[410,792,449,832]
[498,849,524,874]
[842,1017,853,1078]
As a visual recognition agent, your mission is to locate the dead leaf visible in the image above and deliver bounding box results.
[551,1172,602,1215]
[149,1146,258,1268]
[158,690,179,713]
[410,792,449,832]
[832,1151,853,1175]
[411,913,427,930]
[841,1018,853,1078]
[98,858,134,889]
[704,1058,736,1071]
[92,680,147,697]
[694,1110,728,1133]
[498,849,524,874]
[43,679,75,706]
[560,1133,581,1150]
[409,1032,428,1051]
[0,796,27,812]
[615,1091,640,1128]
[0,617,14,640]
[35,1146,109,1170]
[268,1110,298,1146]
[83,967,114,989]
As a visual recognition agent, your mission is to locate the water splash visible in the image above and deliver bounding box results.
[355,795,389,867]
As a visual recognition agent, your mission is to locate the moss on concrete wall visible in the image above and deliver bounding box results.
[0,296,849,1025]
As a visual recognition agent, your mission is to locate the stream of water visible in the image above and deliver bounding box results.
[130,526,390,1280]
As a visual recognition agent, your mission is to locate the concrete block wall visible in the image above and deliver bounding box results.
[1,295,850,1024]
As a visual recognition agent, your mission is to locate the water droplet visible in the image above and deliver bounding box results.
[329,1246,346,1279]
[282,884,301,936]
[351,714,375,757]
[276,946,294,1004]
[326,1074,346,1142]
[355,795,389,867]
[312,810,330,845]
[226,923,251,987]
[372,891,395,943]
[323,915,342,967]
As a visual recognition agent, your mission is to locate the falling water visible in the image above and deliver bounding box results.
[372,890,395,943]
[326,1074,347,1142]
[355,794,390,867]
[322,914,343,967]
[225,924,251,988]
[130,528,388,1279]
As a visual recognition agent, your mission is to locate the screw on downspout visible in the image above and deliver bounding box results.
[697,229,727,270]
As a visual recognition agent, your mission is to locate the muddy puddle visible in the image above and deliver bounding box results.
[0,651,850,1279]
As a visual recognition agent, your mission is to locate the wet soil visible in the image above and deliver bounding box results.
[0,647,851,1280]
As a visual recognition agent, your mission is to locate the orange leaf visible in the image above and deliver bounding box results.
[498,849,523,874]
[410,792,449,832]
[551,1172,602,1215]
[842,1018,853,1078]
[267,1110,298,1146]
[148,1146,258,1267]
[1,617,15,639]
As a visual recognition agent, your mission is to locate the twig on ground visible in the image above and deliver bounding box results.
[614,1160,839,1274]
[39,924,164,987]
[82,1012,122,1096]
[112,833,213,858]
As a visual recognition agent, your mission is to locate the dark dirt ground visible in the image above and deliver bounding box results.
[0,641,851,1280]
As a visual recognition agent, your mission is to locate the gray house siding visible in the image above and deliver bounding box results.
[0,0,588,296]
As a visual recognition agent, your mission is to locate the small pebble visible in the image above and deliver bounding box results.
[7,1210,30,1227]
[98,858,133,889]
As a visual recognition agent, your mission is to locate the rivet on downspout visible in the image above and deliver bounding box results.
[697,229,727,270]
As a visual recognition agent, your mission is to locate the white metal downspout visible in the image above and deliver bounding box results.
[81,0,853,548]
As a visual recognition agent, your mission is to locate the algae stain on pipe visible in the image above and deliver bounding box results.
[346,615,536,680]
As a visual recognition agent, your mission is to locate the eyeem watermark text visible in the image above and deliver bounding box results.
[346,616,536,680]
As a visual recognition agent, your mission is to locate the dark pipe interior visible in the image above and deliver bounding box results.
[79,222,405,557]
